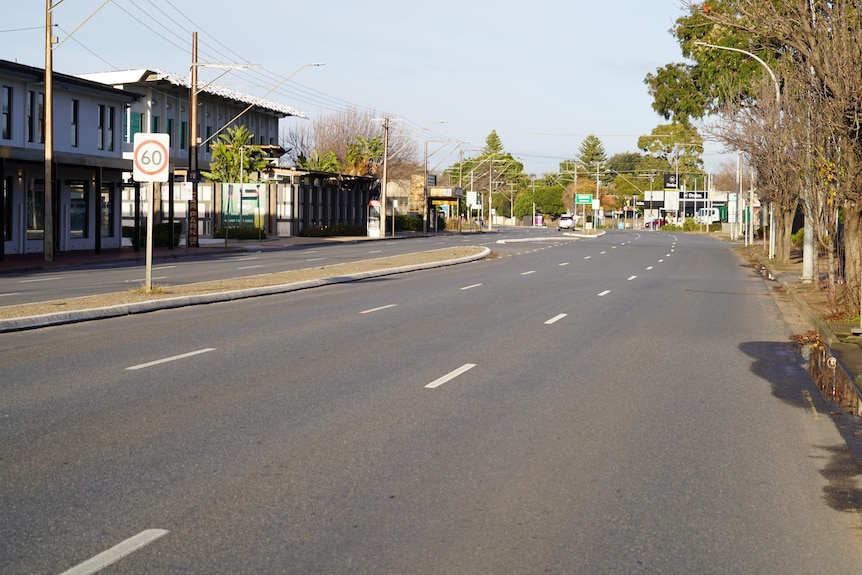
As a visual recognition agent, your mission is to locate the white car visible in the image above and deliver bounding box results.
[558,214,576,230]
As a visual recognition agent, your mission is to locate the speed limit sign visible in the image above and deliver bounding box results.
[133,133,170,182]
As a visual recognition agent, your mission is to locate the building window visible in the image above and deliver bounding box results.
[167,118,174,144]
[151,115,159,133]
[27,90,44,144]
[100,185,114,238]
[98,105,115,151]
[70,182,88,239]
[206,125,212,143]
[71,99,79,147]
[1,86,11,140]
[180,121,187,150]
[2,176,11,241]
[26,179,45,240]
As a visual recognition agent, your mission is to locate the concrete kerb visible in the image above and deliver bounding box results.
[0,247,491,333]
[495,230,605,244]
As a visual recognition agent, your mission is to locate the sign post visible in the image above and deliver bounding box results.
[133,133,170,293]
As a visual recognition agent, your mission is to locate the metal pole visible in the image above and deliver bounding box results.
[189,32,200,248]
[44,0,54,261]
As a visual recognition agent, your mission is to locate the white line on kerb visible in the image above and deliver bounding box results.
[58,529,169,575]
[545,313,567,325]
[126,348,216,371]
[425,363,476,389]
[598,290,611,297]
[360,304,398,314]
[461,283,483,290]
[19,276,61,283]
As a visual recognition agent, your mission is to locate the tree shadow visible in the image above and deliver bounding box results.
[740,340,862,512]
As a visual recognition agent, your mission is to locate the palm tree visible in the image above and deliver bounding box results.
[205,125,269,182]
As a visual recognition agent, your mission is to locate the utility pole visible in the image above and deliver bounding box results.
[43,0,54,261]
[188,32,200,248]
[381,117,389,237]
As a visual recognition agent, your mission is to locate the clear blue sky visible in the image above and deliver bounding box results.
[5,1,723,176]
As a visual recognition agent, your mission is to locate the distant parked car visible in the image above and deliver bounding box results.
[645,218,667,229]
[558,214,576,230]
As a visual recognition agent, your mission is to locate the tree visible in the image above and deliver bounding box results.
[281,108,421,181]
[689,0,862,305]
[205,125,270,183]
[345,135,384,176]
[577,134,608,181]
[637,123,704,189]
[297,150,342,173]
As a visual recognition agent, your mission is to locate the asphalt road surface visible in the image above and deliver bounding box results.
[3,229,862,574]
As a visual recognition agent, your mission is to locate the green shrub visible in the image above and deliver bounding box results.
[791,227,804,245]
[299,223,366,237]
[122,222,181,247]
[213,225,266,240]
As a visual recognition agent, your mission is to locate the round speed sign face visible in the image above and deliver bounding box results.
[133,133,170,182]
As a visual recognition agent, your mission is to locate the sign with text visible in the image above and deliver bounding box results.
[133,133,170,182]
[575,194,593,205]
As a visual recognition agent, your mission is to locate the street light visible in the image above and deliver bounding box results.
[188,37,321,246]
[694,41,780,250]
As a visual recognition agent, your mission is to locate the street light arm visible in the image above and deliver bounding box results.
[694,41,780,106]
[200,62,324,148]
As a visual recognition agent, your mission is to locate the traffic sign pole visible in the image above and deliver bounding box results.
[133,134,170,293]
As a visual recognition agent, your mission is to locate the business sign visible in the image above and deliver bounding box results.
[133,133,170,182]
[663,173,678,189]
[575,194,593,205]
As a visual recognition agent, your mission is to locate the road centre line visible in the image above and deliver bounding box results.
[237,265,264,270]
[521,270,536,276]
[151,265,177,270]
[461,283,483,290]
[658,259,664,263]
[305,257,325,262]
[598,290,611,297]
[559,262,570,266]
[646,266,654,270]
[58,529,169,575]
[360,304,398,314]
[425,363,476,389]
[0,292,22,297]
[584,256,591,260]
[545,313,567,325]
[126,348,216,371]
[368,250,383,254]
[628,275,637,281]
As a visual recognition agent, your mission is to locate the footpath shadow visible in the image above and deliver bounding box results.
[741,340,862,512]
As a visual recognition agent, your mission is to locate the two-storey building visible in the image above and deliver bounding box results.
[0,59,137,258]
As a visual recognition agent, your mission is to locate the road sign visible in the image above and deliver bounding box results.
[133,133,170,182]
[575,194,593,205]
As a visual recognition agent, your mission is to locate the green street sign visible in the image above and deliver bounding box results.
[575,194,593,205]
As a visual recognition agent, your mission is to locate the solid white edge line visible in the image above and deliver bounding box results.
[545,313,567,325]
[126,348,216,371]
[598,290,611,297]
[425,363,476,389]
[461,283,483,290]
[360,304,398,314]
[58,529,170,575]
